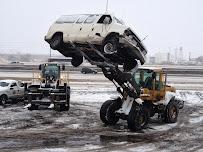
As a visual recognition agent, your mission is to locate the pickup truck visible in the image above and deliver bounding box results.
[0,80,25,105]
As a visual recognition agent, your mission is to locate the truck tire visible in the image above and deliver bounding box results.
[100,98,121,125]
[127,104,149,131]
[50,34,63,50]
[0,95,7,106]
[163,100,179,123]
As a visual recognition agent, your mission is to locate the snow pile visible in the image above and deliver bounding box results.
[71,84,203,106]
[176,90,203,105]
[71,85,118,103]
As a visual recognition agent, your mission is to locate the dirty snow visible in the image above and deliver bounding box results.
[0,88,202,152]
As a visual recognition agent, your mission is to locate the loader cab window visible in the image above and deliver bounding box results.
[143,71,155,90]
[42,64,60,79]
[155,73,165,90]
[97,15,112,24]
[134,69,155,89]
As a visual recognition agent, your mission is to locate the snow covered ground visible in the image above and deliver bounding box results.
[0,70,202,151]
[0,85,202,152]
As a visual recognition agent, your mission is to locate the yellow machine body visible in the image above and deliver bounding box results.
[133,68,175,102]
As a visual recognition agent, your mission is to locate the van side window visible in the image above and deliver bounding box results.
[56,15,79,23]
[84,15,96,24]
[76,15,88,23]
[97,15,112,24]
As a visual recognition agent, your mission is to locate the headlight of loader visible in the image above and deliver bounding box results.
[60,74,65,80]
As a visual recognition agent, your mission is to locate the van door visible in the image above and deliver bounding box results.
[77,15,98,43]
[89,15,112,44]
[59,15,80,42]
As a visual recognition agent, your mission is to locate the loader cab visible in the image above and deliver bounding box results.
[39,63,65,83]
[134,68,167,101]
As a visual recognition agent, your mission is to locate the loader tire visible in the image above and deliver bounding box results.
[163,100,179,123]
[127,104,149,131]
[59,104,69,111]
[100,98,121,125]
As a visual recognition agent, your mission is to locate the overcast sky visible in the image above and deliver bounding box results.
[1,0,203,57]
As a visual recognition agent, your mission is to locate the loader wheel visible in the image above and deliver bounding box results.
[100,98,122,125]
[28,104,38,111]
[50,34,63,50]
[164,100,179,123]
[59,104,69,111]
[127,104,149,131]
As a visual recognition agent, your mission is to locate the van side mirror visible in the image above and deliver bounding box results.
[39,65,42,70]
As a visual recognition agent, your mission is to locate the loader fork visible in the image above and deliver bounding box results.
[69,41,141,99]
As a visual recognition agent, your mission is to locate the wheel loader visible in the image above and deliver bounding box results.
[49,41,184,131]
[25,63,70,111]
[100,67,184,131]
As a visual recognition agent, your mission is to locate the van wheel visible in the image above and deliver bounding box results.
[127,104,149,131]
[71,56,83,67]
[50,34,63,50]
[100,98,122,125]
[163,100,179,123]
[0,95,8,106]
[103,37,118,55]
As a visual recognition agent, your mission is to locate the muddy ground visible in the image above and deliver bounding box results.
[0,88,202,152]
